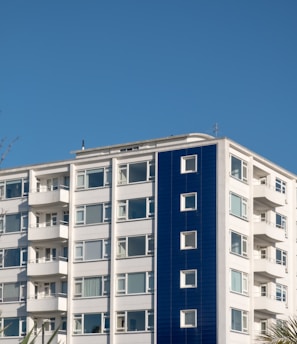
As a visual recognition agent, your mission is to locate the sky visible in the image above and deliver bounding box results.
[0,1,296,172]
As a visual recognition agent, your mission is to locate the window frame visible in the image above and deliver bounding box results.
[230,269,248,295]
[229,192,248,220]
[116,272,154,295]
[0,212,28,234]
[75,203,111,225]
[230,155,248,182]
[74,276,109,298]
[115,310,153,332]
[180,193,197,212]
[180,270,197,288]
[180,231,197,250]
[117,197,154,221]
[73,313,109,334]
[181,155,197,174]
[276,248,287,267]
[76,167,111,190]
[116,235,153,258]
[180,309,197,328]
[118,161,155,185]
[0,179,28,200]
[231,308,248,333]
[230,231,248,258]
[74,239,110,262]
[275,178,286,194]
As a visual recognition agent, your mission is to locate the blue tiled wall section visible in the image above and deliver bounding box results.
[157,144,217,344]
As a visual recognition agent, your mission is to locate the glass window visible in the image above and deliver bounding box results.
[129,162,147,183]
[117,235,153,258]
[276,249,287,266]
[276,213,286,229]
[180,231,197,250]
[231,156,247,182]
[231,231,247,257]
[275,178,286,194]
[180,309,197,328]
[128,198,147,219]
[230,193,247,219]
[118,161,154,185]
[4,249,21,267]
[85,204,103,224]
[181,193,197,211]
[128,273,146,294]
[74,240,109,261]
[6,180,22,198]
[180,270,197,288]
[231,270,248,295]
[181,155,197,173]
[127,311,145,331]
[231,308,248,333]
[86,169,104,188]
[3,318,20,336]
[85,241,103,260]
[276,284,287,302]
[3,282,19,302]
[84,313,101,333]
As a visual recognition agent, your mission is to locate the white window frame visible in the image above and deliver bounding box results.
[230,269,248,295]
[180,270,197,288]
[118,161,155,185]
[230,155,248,182]
[73,312,109,335]
[275,178,286,194]
[75,203,111,225]
[116,235,153,258]
[231,308,248,333]
[180,309,197,328]
[116,272,154,295]
[180,231,197,250]
[230,231,248,257]
[276,283,287,303]
[180,193,197,212]
[229,192,247,219]
[74,239,110,262]
[74,276,109,298]
[115,310,153,332]
[0,212,28,234]
[181,155,197,174]
[117,197,154,221]
[0,317,26,337]
[276,248,287,267]
[76,167,111,190]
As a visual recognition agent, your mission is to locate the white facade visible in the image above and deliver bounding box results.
[0,133,296,343]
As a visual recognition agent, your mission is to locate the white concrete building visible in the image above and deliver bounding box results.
[0,133,296,343]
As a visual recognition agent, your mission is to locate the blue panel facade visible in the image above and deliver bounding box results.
[157,144,217,344]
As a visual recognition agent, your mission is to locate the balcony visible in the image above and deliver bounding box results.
[254,258,286,279]
[28,187,69,207]
[27,295,67,313]
[27,259,68,277]
[254,183,286,208]
[28,224,69,242]
[254,295,287,315]
[30,333,66,344]
[254,221,285,243]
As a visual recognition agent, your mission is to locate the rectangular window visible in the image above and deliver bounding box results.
[231,308,248,333]
[76,167,111,189]
[276,249,287,267]
[230,269,248,295]
[1,317,26,337]
[180,309,197,328]
[118,161,154,185]
[0,212,28,234]
[275,178,286,194]
[74,276,109,298]
[230,231,247,257]
[115,310,153,332]
[181,155,197,174]
[0,179,28,200]
[0,248,27,268]
[180,231,197,250]
[230,155,247,182]
[74,240,110,261]
[276,213,286,230]
[180,270,197,288]
[230,193,247,219]
[116,272,153,295]
[75,203,111,225]
[117,235,153,258]
[73,313,109,334]
[117,198,154,221]
[180,193,197,211]
[0,282,26,302]
[276,284,287,302]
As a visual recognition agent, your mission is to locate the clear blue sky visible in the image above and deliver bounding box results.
[1,1,296,172]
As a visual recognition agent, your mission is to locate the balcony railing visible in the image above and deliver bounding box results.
[254,220,286,243]
[27,257,68,277]
[27,294,67,313]
[254,257,286,279]
[28,223,69,241]
[28,185,69,206]
[254,183,286,208]
[254,294,287,315]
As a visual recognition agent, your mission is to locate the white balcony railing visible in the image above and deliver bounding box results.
[27,295,67,313]
[28,186,69,206]
[28,223,69,241]
[27,258,68,277]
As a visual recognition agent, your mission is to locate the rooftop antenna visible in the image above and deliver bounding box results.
[213,123,219,137]
[81,139,85,150]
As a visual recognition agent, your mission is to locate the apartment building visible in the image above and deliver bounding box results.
[0,133,296,344]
